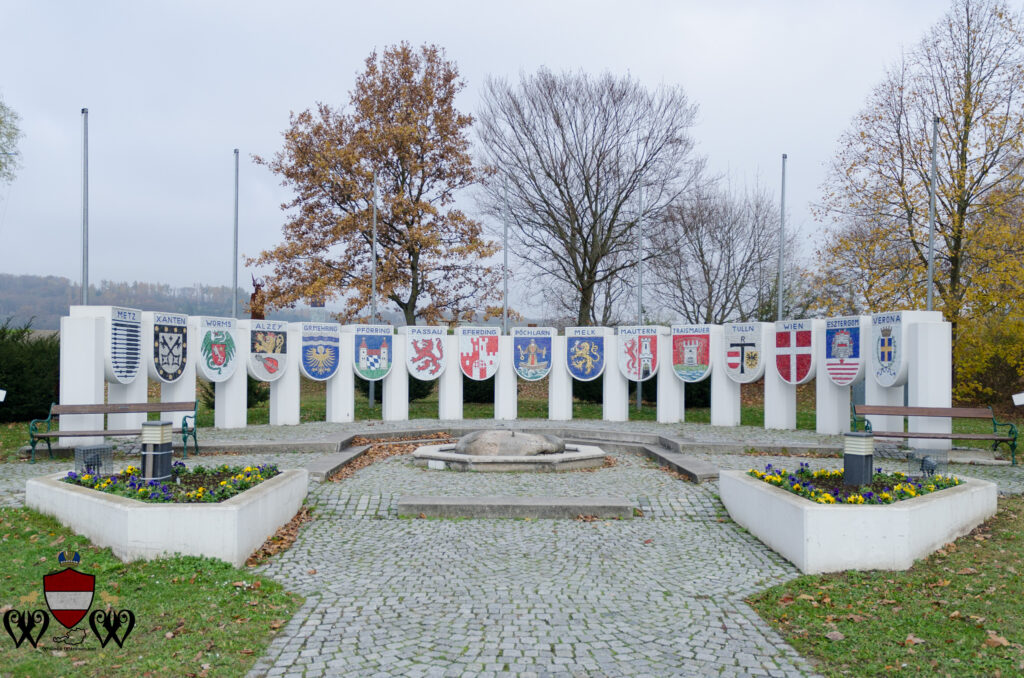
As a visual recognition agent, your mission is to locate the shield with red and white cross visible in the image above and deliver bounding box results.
[774,320,816,385]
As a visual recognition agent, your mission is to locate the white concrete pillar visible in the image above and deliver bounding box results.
[144,312,196,427]
[766,319,817,430]
[657,330,684,423]
[494,335,517,420]
[438,334,463,421]
[326,332,355,423]
[216,320,249,429]
[59,313,105,446]
[548,335,572,421]
[867,311,942,434]
[76,306,146,432]
[383,332,409,422]
[907,320,952,450]
[721,322,769,427]
[817,316,871,435]
[603,335,628,422]
[269,323,301,426]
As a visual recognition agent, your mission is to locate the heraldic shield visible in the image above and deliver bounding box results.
[775,320,815,385]
[565,329,605,381]
[153,324,187,382]
[299,325,340,381]
[406,327,446,380]
[353,326,394,381]
[512,328,554,381]
[723,323,764,384]
[825,317,863,386]
[618,327,659,382]
[671,325,711,383]
[44,568,95,629]
[459,331,499,380]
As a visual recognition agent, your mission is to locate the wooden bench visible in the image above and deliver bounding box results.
[28,401,198,464]
[852,404,1017,465]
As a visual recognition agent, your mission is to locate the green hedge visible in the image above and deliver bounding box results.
[0,319,60,423]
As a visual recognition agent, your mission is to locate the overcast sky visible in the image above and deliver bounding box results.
[0,1,954,310]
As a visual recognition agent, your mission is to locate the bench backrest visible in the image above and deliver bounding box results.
[51,402,196,416]
[853,405,992,419]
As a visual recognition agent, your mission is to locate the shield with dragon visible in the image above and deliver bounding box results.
[406,326,447,381]
[565,327,606,382]
[298,322,340,381]
[512,327,554,381]
[196,317,238,383]
[248,319,289,382]
[671,325,712,383]
[617,326,659,382]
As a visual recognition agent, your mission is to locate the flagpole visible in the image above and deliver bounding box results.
[369,172,378,411]
[777,153,787,321]
[81,108,89,305]
[926,116,938,312]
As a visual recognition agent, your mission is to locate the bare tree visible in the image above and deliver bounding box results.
[652,184,790,323]
[477,69,705,326]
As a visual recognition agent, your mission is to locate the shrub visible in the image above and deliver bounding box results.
[462,374,494,403]
[198,375,270,410]
[0,318,60,422]
[355,373,435,402]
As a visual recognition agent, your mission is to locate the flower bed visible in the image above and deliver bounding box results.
[747,462,962,504]
[27,468,308,567]
[61,462,279,503]
[719,469,997,573]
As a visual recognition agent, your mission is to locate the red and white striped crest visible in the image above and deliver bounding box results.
[44,568,95,629]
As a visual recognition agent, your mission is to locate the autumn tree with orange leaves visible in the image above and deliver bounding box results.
[816,0,1024,400]
[252,43,501,325]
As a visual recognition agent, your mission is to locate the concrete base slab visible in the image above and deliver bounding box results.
[397,495,635,519]
[638,445,719,482]
[412,443,606,472]
[305,445,369,482]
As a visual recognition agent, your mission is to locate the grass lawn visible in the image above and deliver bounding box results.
[748,496,1024,677]
[0,507,303,677]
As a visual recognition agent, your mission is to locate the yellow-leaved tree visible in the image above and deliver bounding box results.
[816,0,1024,401]
[251,42,502,325]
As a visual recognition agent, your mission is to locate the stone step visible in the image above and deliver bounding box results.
[396,495,635,519]
[305,445,369,482]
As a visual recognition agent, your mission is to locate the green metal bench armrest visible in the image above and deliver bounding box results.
[27,403,58,463]
[180,402,199,459]
[989,407,1017,465]
[850,403,872,433]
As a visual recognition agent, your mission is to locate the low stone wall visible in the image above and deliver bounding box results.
[26,469,308,567]
[719,470,997,574]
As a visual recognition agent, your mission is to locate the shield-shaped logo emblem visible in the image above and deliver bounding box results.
[459,327,500,380]
[671,325,711,383]
[512,327,554,381]
[872,312,905,387]
[153,324,187,382]
[723,323,764,384]
[775,320,816,385]
[406,326,447,380]
[108,307,142,384]
[565,327,606,381]
[825,317,863,386]
[249,320,289,382]
[618,326,659,381]
[353,325,394,381]
[43,567,95,629]
[299,323,340,381]
[197,317,238,383]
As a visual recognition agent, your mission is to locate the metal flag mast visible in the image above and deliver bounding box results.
[232,149,239,319]
[81,108,89,305]
[777,153,787,321]
[926,116,938,312]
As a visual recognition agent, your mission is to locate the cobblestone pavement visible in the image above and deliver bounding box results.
[251,448,819,678]
[7,419,1024,677]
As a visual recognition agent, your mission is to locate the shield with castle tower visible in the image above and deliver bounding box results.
[353,325,393,381]
[617,326,659,382]
[671,325,711,382]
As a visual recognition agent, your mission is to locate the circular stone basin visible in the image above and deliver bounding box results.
[413,431,605,472]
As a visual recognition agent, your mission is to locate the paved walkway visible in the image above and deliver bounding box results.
[6,419,1024,677]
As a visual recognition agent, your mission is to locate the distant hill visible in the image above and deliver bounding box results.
[0,274,325,330]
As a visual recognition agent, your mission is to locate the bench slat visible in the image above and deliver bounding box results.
[870,432,1011,440]
[854,405,993,418]
[51,402,196,415]
[34,429,184,438]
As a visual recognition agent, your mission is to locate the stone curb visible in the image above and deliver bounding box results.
[396,494,636,519]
